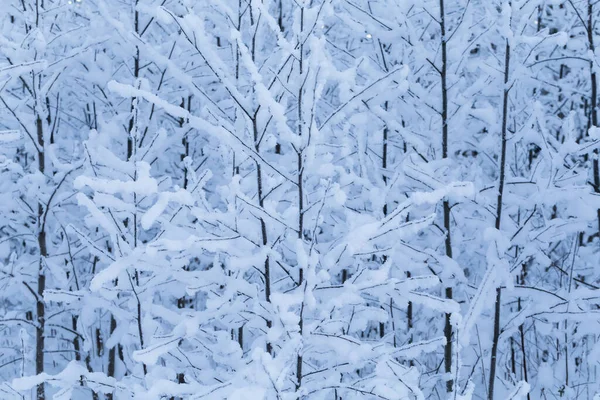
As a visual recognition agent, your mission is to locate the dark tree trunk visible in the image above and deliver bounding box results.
[36,115,46,400]
[488,38,511,400]
[438,0,454,392]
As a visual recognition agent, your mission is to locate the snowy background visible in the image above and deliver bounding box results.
[1,0,600,399]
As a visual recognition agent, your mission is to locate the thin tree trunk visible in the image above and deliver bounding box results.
[35,115,46,400]
[244,7,272,357]
[108,5,143,388]
[296,7,305,391]
[253,119,272,355]
[518,297,530,400]
[488,287,502,400]
[106,315,117,400]
[278,0,283,32]
[510,338,516,376]
[438,0,454,392]
[233,2,244,354]
[377,36,392,342]
[129,4,147,377]
[587,0,600,237]
[488,37,511,400]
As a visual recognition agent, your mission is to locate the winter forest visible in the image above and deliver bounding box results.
[2,0,600,399]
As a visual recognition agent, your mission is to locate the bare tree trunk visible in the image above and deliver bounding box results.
[518,297,530,400]
[278,0,283,32]
[106,315,118,400]
[296,7,305,391]
[252,119,273,355]
[488,37,511,400]
[129,3,147,378]
[35,114,46,400]
[587,0,600,237]
[438,0,454,392]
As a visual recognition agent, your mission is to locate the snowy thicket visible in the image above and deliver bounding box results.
[1,0,600,399]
